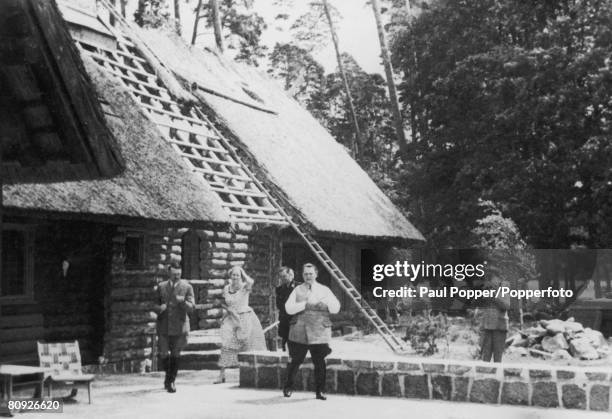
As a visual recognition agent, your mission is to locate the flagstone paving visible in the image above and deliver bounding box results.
[12,369,610,419]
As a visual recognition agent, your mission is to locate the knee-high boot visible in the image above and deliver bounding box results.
[168,356,179,393]
[161,357,171,390]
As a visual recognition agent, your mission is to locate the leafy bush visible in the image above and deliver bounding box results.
[403,311,449,356]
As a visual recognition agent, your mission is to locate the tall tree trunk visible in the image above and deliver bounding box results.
[110,0,116,25]
[0,145,3,290]
[191,0,203,45]
[174,0,181,35]
[370,0,407,153]
[321,0,361,156]
[135,0,146,26]
[210,0,224,52]
[407,0,420,150]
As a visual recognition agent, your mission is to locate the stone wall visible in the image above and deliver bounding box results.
[239,351,612,411]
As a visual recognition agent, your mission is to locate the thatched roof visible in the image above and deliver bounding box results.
[0,0,124,184]
[2,57,230,226]
[136,29,424,242]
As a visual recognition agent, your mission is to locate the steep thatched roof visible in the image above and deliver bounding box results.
[0,0,124,184]
[136,29,424,242]
[2,57,230,226]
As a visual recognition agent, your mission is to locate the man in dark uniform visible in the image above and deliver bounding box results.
[283,263,340,400]
[481,276,511,362]
[154,261,195,392]
[275,266,296,351]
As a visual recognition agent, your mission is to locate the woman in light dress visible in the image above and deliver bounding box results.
[215,266,266,383]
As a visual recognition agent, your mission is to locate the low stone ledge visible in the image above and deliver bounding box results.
[562,384,586,409]
[501,382,529,405]
[449,364,472,375]
[238,350,612,411]
[586,372,608,381]
[529,369,552,380]
[475,366,497,375]
[423,363,446,374]
[503,368,523,378]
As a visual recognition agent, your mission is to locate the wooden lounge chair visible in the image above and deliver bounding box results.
[36,340,95,404]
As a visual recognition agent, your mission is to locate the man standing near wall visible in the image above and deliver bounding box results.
[481,276,511,362]
[275,266,297,351]
[283,263,340,400]
[154,261,195,392]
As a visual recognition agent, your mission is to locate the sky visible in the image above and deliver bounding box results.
[148,0,387,74]
[255,0,385,74]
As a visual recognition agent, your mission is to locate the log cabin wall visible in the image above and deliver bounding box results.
[102,227,166,373]
[164,225,280,332]
[1,221,279,371]
[0,219,113,366]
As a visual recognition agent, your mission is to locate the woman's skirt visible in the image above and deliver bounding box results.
[219,308,266,367]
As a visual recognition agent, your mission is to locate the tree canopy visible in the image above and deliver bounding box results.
[391,0,612,248]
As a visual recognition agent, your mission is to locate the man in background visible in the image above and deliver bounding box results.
[275,266,297,351]
[481,275,511,362]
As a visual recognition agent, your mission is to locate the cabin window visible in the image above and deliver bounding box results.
[1,225,34,299]
[181,230,202,280]
[125,233,145,269]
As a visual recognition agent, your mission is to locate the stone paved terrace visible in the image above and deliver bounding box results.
[239,350,612,411]
[7,370,611,419]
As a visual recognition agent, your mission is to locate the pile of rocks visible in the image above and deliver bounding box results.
[506,317,611,360]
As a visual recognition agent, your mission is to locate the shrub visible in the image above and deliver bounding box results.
[403,311,449,356]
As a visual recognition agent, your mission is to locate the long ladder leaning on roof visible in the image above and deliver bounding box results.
[89,0,409,354]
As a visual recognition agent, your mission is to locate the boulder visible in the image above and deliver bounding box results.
[506,333,524,347]
[507,333,529,347]
[582,328,607,349]
[525,325,547,338]
[545,319,566,334]
[551,349,573,360]
[542,334,569,352]
[507,346,529,357]
[597,346,611,359]
[514,338,529,347]
[569,337,599,360]
[564,321,584,334]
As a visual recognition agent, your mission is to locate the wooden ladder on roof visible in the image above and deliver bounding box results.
[85,0,409,353]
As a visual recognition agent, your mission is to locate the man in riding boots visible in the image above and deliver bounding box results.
[282,263,340,400]
[155,261,195,392]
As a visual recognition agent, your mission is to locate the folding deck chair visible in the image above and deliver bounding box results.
[36,340,95,404]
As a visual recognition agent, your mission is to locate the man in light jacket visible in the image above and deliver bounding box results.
[282,263,340,400]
